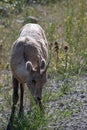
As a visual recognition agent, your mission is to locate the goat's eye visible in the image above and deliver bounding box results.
[32,80,36,84]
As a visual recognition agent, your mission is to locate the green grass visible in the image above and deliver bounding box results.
[12,107,48,130]
[0,0,87,129]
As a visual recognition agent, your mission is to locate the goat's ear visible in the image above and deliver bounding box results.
[40,59,46,70]
[26,61,33,72]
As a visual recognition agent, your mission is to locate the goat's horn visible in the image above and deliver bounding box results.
[26,61,36,72]
[40,59,46,70]
[26,61,33,72]
[41,60,50,74]
[45,60,50,72]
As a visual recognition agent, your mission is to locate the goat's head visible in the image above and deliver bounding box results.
[26,58,49,106]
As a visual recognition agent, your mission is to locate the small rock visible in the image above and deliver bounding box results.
[16,19,24,23]
[25,16,38,23]
[81,94,85,99]
[83,100,87,103]
[0,6,8,16]
[59,102,64,108]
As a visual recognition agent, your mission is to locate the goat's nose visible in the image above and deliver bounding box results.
[37,97,41,101]
[37,97,43,110]
[34,96,41,103]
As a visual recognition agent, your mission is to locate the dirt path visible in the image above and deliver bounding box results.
[0,71,87,130]
[47,75,87,130]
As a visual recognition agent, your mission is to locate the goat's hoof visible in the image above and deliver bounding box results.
[6,124,11,130]
[6,121,13,130]
[18,110,24,118]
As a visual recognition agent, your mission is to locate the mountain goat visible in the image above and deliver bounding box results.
[7,23,48,130]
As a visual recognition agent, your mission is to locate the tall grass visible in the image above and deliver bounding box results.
[12,106,48,130]
[47,0,87,78]
[63,0,87,75]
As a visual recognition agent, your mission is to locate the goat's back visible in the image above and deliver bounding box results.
[10,23,48,82]
[20,23,48,46]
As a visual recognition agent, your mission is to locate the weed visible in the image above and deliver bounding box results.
[9,104,48,130]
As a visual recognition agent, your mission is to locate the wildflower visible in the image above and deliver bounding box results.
[64,45,69,52]
[54,42,59,52]
[54,42,59,64]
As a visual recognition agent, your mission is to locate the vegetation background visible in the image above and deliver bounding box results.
[0,0,87,129]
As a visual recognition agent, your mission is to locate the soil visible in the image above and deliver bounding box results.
[0,71,87,130]
[46,75,87,130]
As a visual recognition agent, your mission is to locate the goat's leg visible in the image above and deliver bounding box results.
[34,97,43,111]
[38,100,43,110]
[6,76,19,130]
[19,83,24,115]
